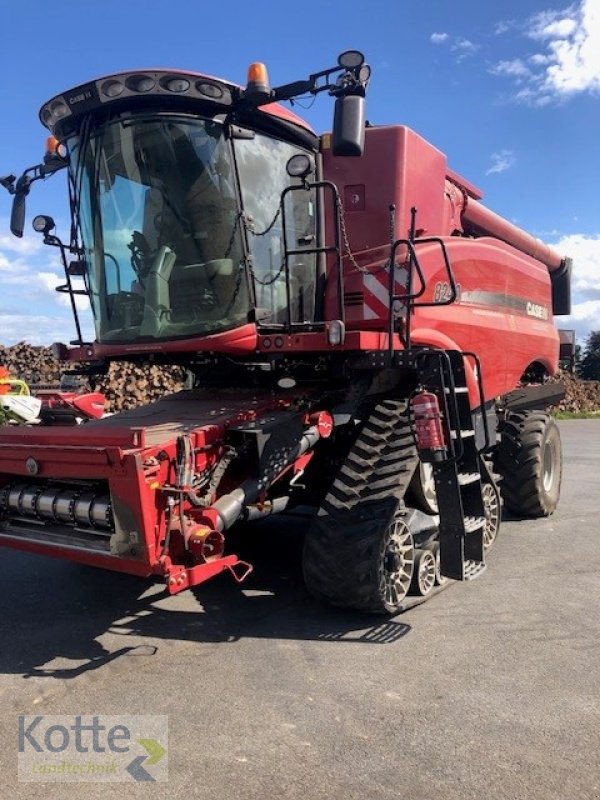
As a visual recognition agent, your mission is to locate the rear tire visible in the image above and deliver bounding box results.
[495,411,562,517]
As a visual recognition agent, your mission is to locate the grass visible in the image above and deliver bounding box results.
[553,410,600,419]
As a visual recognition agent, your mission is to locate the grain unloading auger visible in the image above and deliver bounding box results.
[0,51,571,613]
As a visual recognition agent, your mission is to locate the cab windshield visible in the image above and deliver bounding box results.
[71,114,248,343]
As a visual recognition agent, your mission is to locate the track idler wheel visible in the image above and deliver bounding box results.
[482,482,501,550]
[411,548,437,596]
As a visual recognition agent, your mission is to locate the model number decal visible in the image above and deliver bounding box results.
[434,282,461,303]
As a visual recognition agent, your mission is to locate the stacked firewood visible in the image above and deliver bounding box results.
[2,341,600,414]
[97,362,187,411]
[0,342,63,386]
[0,342,186,412]
[548,370,600,414]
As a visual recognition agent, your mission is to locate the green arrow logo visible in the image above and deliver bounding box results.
[137,738,166,765]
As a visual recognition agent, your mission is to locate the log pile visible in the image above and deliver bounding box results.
[548,370,600,414]
[1,342,600,414]
[0,342,186,412]
[97,363,187,411]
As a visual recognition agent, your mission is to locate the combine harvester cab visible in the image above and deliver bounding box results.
[0,51,571,613]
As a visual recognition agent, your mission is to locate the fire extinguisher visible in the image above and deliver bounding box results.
[411,389,448,462]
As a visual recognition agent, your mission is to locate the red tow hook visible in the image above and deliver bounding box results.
[163,555,254,595]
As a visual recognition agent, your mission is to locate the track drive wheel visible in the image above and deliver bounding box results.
[496,411,562,517]
[303,512,415,615]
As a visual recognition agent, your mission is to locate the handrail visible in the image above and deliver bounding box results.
[280,180,344,333]
[462,350,492,453]
[409,237,458,309]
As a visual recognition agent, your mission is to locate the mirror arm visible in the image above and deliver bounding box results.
[246,63,350,108]
[7,157,67,193]
[272,64,352,102]
[41,155,68,177]
[7,159,67,237]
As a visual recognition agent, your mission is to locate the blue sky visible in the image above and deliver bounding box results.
[1,0,599,345]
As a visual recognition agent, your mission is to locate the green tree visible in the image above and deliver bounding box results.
[579,331,600,381]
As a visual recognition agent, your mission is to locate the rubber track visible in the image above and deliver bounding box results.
[495,410,561,517]
[303,399,419,613]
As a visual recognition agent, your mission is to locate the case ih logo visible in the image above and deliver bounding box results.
[526,302,549,320]
[18,715,168,783]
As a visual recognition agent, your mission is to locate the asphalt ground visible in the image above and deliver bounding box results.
[0,419,599,799]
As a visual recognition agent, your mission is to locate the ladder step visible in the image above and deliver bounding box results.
[458,472,480,486]
[450,429,475,440]
[463,560,486,581]
[444,386,469,394]
[464,516,485,533]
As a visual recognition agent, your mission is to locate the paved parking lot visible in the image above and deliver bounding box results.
[1,420,599,799]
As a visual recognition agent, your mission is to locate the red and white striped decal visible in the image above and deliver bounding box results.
[363,265,410,321]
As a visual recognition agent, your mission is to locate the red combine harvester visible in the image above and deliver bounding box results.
[0,52,571,613]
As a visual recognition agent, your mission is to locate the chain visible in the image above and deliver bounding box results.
[224,210,244,258]
[251,205,282,237]
[337,196,369,274]
[250,260,285,286]
[245,203,286,285]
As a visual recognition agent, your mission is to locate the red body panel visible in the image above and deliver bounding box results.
[68,323,258,363]
[322,124,561,400]
[411,238,558,400]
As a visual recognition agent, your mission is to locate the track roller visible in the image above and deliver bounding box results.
[411,548,437,596]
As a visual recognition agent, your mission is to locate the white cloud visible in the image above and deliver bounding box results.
[489,59,531,80]
[549,233,600,295]
[36,271,62,293]
[0,231,43,257]
[429,33,480,61]
[0,313,77,346]
[548,233,600,341]
[562,300,600,343]
[486,149,516,175]
[451,38,480,61]
[0,224,93,345]
[528,53,552,66]
[490,0,600,105]
[528,9,578,40]
[494,20,513,35]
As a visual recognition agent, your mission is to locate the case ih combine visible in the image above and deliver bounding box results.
[0,52,571,613]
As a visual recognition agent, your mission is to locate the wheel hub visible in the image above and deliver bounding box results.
[542,440,555,492]
[382,519,414,608]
